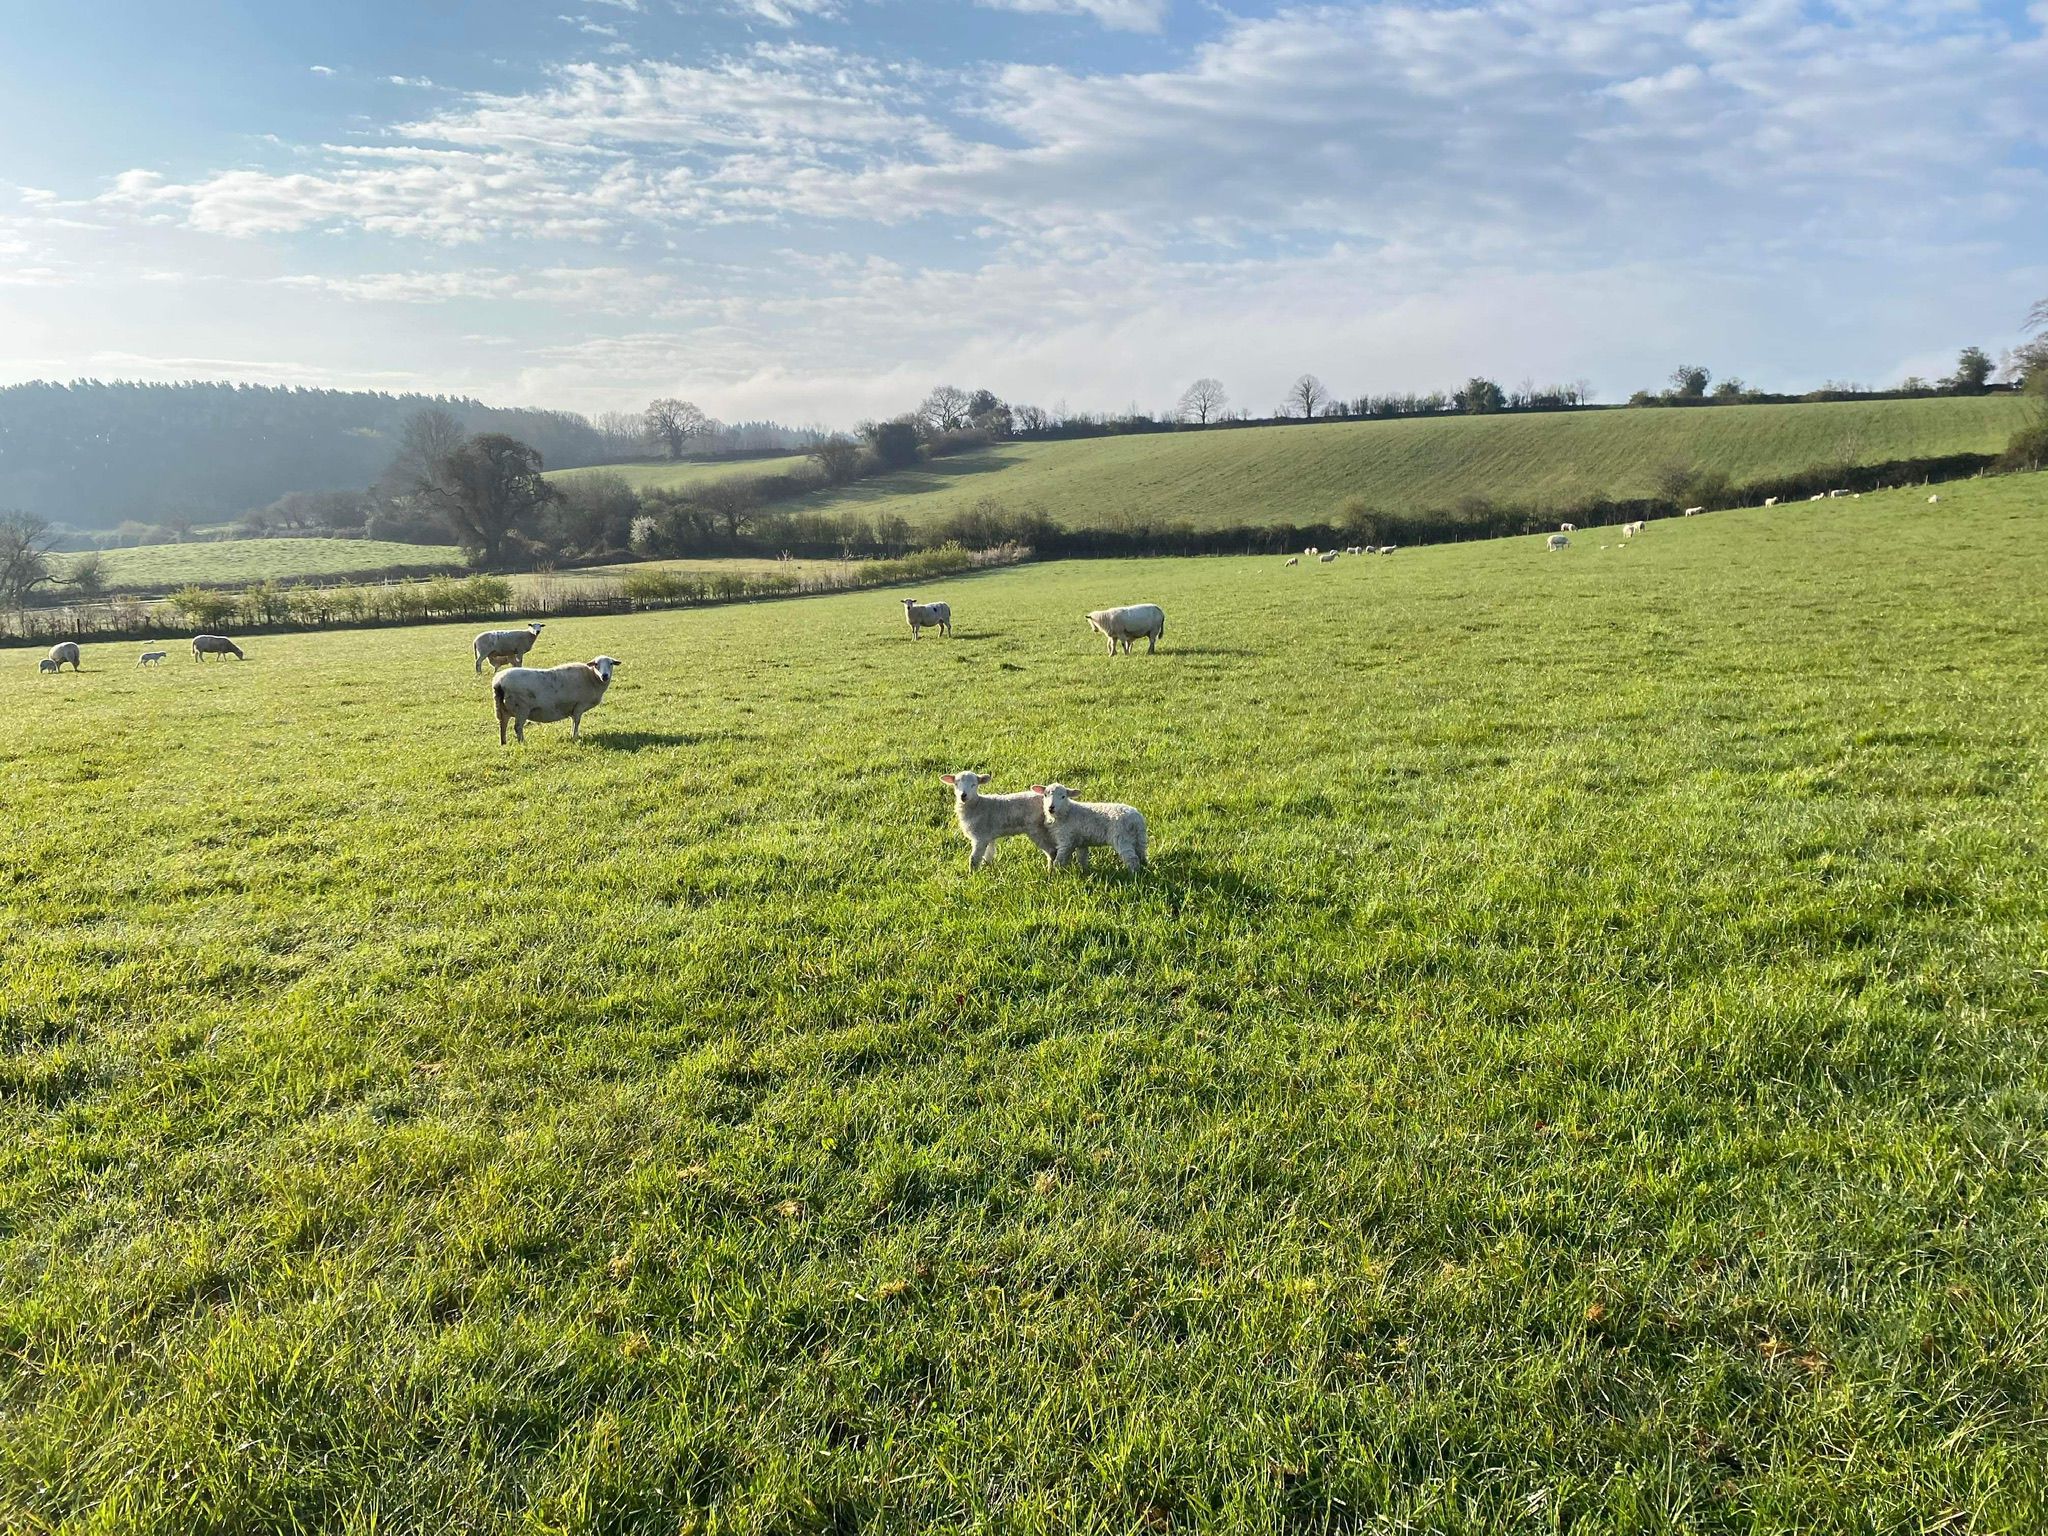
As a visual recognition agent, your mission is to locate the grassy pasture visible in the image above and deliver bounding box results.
[92,536,464,590]
[3,477,2046,1531]
[547,455,814,494]
[786,395,2033,530]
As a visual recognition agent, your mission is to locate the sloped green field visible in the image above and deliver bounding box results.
[548,455,813,494]
[91,537,464,590]
[792,395,2032,530]
[3,474,2045,1532]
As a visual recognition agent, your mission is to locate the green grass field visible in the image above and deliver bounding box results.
[5,476,2046,1531]
[789,395,2034,531]
[547,455,814,495]
[93,537,464,590]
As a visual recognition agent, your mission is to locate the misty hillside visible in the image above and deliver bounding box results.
[0,381,610,528]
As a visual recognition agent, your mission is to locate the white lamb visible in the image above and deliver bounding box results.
[1546,533,1570,551]
[36,658,59,674]
[1284,556,1300,566]
[1559,522,1576,533]
[474,621,545,675]
[1682,506,1704,516]
[1809,493,1826,502]
[492,655,620,744]
[1928,494,1940,504]
[1763,497,1778,507]
[940,771,1057,870]
[900,598,952,639]
[137,651,167,666]
[1084,604,1165,656]
[45,642,80,672]
[1032,783,1148,872]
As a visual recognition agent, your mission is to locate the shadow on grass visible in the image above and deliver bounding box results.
[1163,645,1259,657]
[583,729,708,752]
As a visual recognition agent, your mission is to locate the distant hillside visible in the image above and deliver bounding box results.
[0,381,611,528]
[547,455,814,494]
[786,395,2034,531]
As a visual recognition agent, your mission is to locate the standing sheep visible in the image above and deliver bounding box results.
[1031,783,1149,872]
[137,651,167,666]
[1283,556,1300,567]
[192,635,244,661]
[36,658,59,674]
[45,642,81,672]
[1559,522,1576,533]
[492,656,620,744]
[1084,604,1166,656]
[900,598,952,639]
[940,771,1057,870]
[1546,533,1570,551]
[1763,497,1779,507]
[1317,551,1338,563]
[473,621,545,675]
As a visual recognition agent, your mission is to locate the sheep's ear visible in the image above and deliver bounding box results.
[1030,785,1046,795]
[940,774,957,785]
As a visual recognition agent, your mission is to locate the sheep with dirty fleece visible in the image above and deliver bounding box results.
[900,598,952,639]
[941,771,1058,870]
[492,656,620,744]
[45,643,80,673]
[1032,783,1149,871]
[474,621,545,675]
[1084,603,1166,655]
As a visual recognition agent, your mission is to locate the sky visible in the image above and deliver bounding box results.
[1,0,2044,428]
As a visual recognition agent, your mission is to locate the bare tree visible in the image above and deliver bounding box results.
[810,435,863,487]
[593,409,648,458]
[918,385,972,434]
[644,398,708,460]
[385,406,467,497]
[0,511,60,608]
[1176,378,1228,425]
[1285,374,1328,420]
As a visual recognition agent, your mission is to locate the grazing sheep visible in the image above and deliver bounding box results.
[137,651,167,666]
[1763,497,1778,507]
[1546,533,1570,551]
[492,656,620,744]
[900,598,952,639]
[1032,783,1148,872]
[1378,545,1397,555]
[473,621,545,675]
[1928,494,1940,504]
[1621,521,1644,538]
[37,658,59,674]
[1683,506,1704,516]
[1809,493,1826,502]
[1084,604,1166,656]
[1559,522,1576,533]
[1304,547,1318,556]
[46,642,80,672]
[1345,546,1363,555]
[1318,551,1339,563]
[192,634,244,661]
[1284,556,1300,566]
[1828,489,1847,499]
[941,771,1057,870]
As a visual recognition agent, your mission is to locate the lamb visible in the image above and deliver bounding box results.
[1559,522,1576,533]
[1031,783,1149,872]
[1683,506,1704,516]
[1928,494,1940,504]
[1828,489,1847,499]
[36,658,59,674]
[136,651,167,666]
[940,771,1058,870]
[1318,551,1339,563]
[1304,547,1318,556]
[900,598,952,639]
[1763,497,1778,507]
[1809,493,1826,502]
[1621,521,1644,538]
[1284,556,1300,566]
[1084,603,1166,656]
[192,634,244,661]
[492,655,620,744]
[45,642,80,672]
[1546,533,1570,551]
[473,621,545,675]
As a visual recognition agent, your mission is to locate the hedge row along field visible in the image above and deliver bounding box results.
[3,473,2045,1531]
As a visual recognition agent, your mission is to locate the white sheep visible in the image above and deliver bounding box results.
[36,658,59,674]
[1346,545,1364,555]
[1546,533,1570,551]
[1621,521,1644,538]
[1809,493,1826,502]
[1284,556,1300,566]
[192,634,244,661]
[1378,546,1397,555]
[1928,494,1940,504]
[1084,604,1165,656]
[1763,497,1778,507]
[900,598,952,639]
[1828,489,1847,498]
[940,771,1057,870]
[492,655,620,744]
[137,651,167,666]
[1318,551,1338,563]
[1304,546,1319,556]
[1032,783,1148,872]
[45,642,80,672]
[473,621,545,675]
[1559,522,1576,533]
[1683,506,1704,516]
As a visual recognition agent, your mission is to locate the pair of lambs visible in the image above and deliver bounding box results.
[942,772,1148,872]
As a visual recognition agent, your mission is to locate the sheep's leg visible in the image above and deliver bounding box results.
[499,712,509,745]
[969,837,994,870]
[1146,633,1157,654]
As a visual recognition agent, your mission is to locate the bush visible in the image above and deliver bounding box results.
[170,585,239,628]
[2000,418,2048,471]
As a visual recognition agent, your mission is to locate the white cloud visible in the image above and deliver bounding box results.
[977,0,1168,32]
[309,64,335,76]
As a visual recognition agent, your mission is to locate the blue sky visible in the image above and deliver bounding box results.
[2,0,2044,427]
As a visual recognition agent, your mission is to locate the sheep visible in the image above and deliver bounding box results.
[192,634,244,661]
[900,598,952,639]
[46,642,80,672]
[1284,556,1300,566]
[1318,550,1339,563]
[473,621,545,675]
[37,658,59,674]
[1621,521,1644,538]
[1346,546,1364,555]
[940,771,1057,870]
[1763,497,1778,507]
[1378,545,1397,555]
[1683,506,1704,516]
[1809,493,1826,502]
[1304,547,1318,556]
[1031,783,1148,872]
[1928,494,1940,504]
[1828,489,1847,499]
[1546,533,1570,551]
[136,651,167,666]
[1559,522,1576,533]
[1084,603,1166,656]
[492,655,620,744]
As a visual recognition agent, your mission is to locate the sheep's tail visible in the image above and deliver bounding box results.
[492,680,508,710]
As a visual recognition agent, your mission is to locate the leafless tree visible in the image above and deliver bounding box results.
[0,511,60,608]
[1285,374,1328,420]
[1177,378,1228,425]
[919,385,972,434]
[811,435,863,487]
[644,398,708,460]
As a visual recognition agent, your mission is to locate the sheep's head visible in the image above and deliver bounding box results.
[941,771,989,799]
[529,621,546,634]
[1032,783,1071,812]
[590,656,620,681]
[901,598,919,609]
